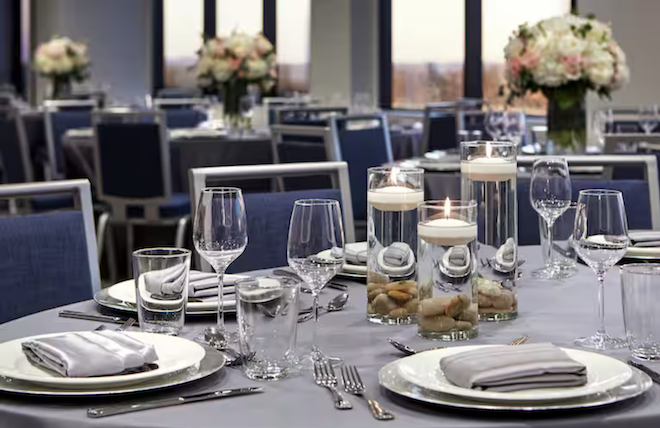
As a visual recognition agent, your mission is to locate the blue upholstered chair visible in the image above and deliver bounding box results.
[92,110,190,273]
[328,114,394,223]
[153,98,209,129]
[43,99,99,180]
[0,107,33,184]
[189,162,355,272]
[0,179,100,323]
[421,102,459,153]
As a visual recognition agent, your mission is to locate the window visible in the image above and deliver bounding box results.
[216,0,263,36]
[392,0,465,109]
[277,0,311,94]
[164,0,204,87]
[482,0,572,114]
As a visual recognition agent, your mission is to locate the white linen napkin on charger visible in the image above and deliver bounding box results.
[440,343,587,392]
[22,331,158,377]
[188,271,239,298]
[331,242,368,265]
[629,231,660,247]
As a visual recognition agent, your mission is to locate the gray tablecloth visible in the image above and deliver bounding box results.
[62,132,274,193]
[0,248,658,428]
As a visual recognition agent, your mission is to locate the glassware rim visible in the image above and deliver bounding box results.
[132,247,192,258]
[578,189,622,197]
[235,275,300,291]
[293,198,341,207]
[201,187,243,195]
[620,263,660,275]
[368,166,424,174]
[532,157,569,167]
[460,140,516,148]
[418,199,477,210]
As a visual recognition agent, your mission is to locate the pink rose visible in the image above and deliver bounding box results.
[561,55,582,80]
[519,50,540,70]
[508,57,522,79]
[229,57,242,71]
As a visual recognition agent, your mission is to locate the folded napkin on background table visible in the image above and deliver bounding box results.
[22,331,158,377]
[331,242,368,265]
[629,231,660,247]
[440,343,587,392]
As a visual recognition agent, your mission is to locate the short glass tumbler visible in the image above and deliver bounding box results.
[236,276,299,380]
[538,202,578,279]
[621,264,660,361]
[132,248,191,335]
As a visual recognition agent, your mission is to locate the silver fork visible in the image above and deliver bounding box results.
[509,334,530,345]
[341,365,394,420]
[313,360,352,410]
[94,318,136,332]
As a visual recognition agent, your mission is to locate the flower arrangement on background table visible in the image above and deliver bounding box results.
[195,31,277,126]
[504,14,629,152]
[34,36,90,100]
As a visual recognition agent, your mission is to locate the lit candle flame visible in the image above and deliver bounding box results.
[486,142,492,159]
[444,197,451,219]
[389,167,400,185]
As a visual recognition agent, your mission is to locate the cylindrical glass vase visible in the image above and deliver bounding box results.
[460,141,518,321]
[366,166,424,325]
[417,200,479,340]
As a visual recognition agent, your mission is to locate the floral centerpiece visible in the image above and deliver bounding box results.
[504,14,629,151]
[195,31,277,122]
[34,36,90,99]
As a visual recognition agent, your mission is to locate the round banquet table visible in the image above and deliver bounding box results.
[0,248,658,428]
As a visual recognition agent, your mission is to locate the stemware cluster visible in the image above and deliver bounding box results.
[193,188,345,362]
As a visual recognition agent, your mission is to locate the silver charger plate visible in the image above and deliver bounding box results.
[0,345,226,396]
[335,271,367,281]
[378,359,652,411]
[93,288,234,316]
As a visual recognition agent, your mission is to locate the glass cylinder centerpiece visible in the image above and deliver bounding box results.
[417,199,479,340]
[460,141,518,321]
[366,167,424,325]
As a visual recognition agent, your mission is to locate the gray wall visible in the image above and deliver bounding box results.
[32,0,152,103]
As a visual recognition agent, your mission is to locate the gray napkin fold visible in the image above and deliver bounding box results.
[382,242,412,267]
[440,343,587,392]
[332,242,368,265]
[143,264,187,296]
[22,331,158,377]
[188,271,238,298]
[629,231,660,247]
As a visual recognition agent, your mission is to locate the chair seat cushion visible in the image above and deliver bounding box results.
[126,193,190,219]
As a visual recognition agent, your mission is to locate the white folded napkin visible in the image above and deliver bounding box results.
[440,343,587,392]
[629,231,660,247]
[188,271,238,298]
[22,331,158,377]
[382,242,412,267]
[143,264,187,296]
[495,238,517,272]
[441,245,471,276]
[331,242,368,265]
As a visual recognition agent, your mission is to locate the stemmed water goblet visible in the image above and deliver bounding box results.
[530,158,572,279]
[572,189,629,350]
[486,109,505,140]
[193,187,248,346]
[638,104,659,134]
[287,199,345,363]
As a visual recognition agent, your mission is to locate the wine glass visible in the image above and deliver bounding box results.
[503,110,526,145]
[530,158,572,280]
[287,199,345,363]
[239,95,255,131]
[573,189,629,350]
[592,110,609,150]
[193,187,248,345]
[486,109,505,140]
[638,105,659,134]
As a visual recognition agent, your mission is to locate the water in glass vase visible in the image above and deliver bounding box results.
[461,174,519,321]
[366,206,420,325]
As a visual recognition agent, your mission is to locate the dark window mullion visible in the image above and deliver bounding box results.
[464,0,482,99]
[263,0,276,45]
[152,0,164,93]
[378,0,392,109]
[203,0,216,39]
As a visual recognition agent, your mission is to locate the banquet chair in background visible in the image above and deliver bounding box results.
[328,114,393,232]
[92,110,191,278]
[43,99,99,180]
[0,179,100,324]
[189,161,355,273]
[420,102,459,154]
[270,124,336,191]
[153,98,209,129]
[275,106,348,126]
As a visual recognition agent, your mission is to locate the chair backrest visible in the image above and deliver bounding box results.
[421,102,459,154]
[0,107,33,183]
[92,110,172,221]
[156,87,203,99]
[0,179,100,323]
[276,106,348,126]
[158,108,208,129]
[153,98,209,110]
[43,99,99,179]
[328,114,394,221]
[189,161,355,272]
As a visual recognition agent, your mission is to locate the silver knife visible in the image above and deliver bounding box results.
[59,310,138,326]
[87,387,264,418]
[628,360,660,384]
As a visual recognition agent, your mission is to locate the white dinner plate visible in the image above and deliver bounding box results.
[317,243,368,275]
[0,345,226,396]
[107,273,246,312]
[625,246,660,259]
[379,358,651,411]
[397,345,633,403]
[0,332,206,389]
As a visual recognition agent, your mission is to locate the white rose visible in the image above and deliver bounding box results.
[225,32,255,58]
[587,61,615,87]
[54,57,74,74]
[504,36,524,58]
[254,34,274,56]
[245,58,268,79]
[533,57,566,87]
[211,59,233,82]
[196,56,214,75]
[554,35,586,58]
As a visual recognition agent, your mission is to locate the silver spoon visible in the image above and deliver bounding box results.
[202,327,228,350]
[298,292,349,323]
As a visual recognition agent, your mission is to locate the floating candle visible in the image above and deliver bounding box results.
[367,186,424,211]
[418,199,478,245]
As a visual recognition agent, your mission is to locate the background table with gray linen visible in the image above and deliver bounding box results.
[0,248,657,428]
